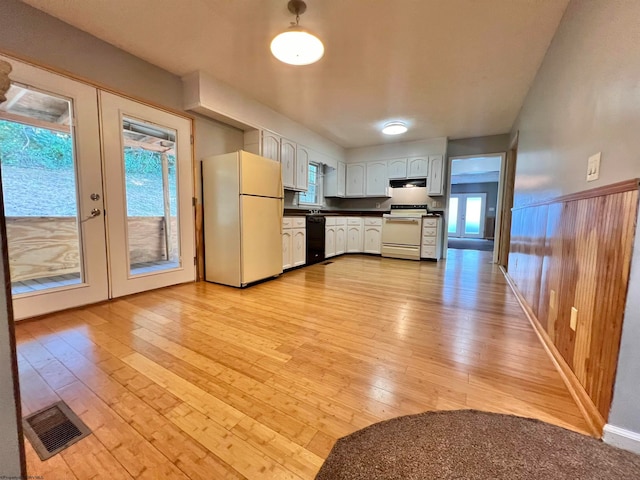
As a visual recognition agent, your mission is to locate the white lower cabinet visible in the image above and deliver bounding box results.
[363,218,382,254]
[346,217,364,253]
[325,217,336,258]
[421,216,443,260]
[283,217,306,270]
[335,219,346,255]
[292,228,306,266]
[282,229,292,270]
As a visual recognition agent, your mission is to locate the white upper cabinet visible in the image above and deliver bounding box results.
[365,161,389,197]
[427,155,444,196]
[325,161,345,197]
[337,161,346,197]
[387,158,408,179]
[280,139,296,189]
[407,157,428,178]
[346,163,366,197]
[262,131,281,162]
[295,144,309,191]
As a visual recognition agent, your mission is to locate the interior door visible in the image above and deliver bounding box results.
[0,56,109,320]
[100,91,195,298]
[448,194,487,238]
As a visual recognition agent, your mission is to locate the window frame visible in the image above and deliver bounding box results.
[298,161,323,207]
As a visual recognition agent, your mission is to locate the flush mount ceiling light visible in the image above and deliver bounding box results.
[271,0,324,66]
[382,122,408,135]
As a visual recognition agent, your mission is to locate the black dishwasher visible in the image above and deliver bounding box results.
[305,216,326,265]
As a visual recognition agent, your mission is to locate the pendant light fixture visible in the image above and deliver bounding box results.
[271,0,324,66]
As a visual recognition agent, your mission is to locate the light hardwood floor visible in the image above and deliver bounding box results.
[16,249,591,479]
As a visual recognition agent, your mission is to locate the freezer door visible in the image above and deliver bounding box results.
[240,151,283,198]
[240,196,284,285]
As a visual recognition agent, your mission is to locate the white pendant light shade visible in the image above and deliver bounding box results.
[271,26,324,66]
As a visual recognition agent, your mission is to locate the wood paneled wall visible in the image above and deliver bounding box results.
[507,180,639,422]
[6,216,174,282]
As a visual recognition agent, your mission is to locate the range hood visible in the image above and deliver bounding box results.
[389,179,427,189]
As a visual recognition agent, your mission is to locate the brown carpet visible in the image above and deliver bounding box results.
[315,410,640,479]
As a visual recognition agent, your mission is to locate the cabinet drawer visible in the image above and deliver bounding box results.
[421,237,436,246]
[364,217,383,226]
[421,245,437,258]
[336,217,347,226]
[282,217,293,229]
[422,227,437,237]
[423,218,438,228]
[347,217,362,226]
[293,217,306,228]
[325,217,337,226]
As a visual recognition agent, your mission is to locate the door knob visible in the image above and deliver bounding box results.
[90,208,101,217]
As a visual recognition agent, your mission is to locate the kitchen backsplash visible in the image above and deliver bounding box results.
[285,187,442,211]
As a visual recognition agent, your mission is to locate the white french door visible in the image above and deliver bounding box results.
[448,194,487,238]
[100,92,195,298]
[0,56,109,319]
[0,57,194,319]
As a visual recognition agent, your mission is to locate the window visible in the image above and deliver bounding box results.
[299,162,322,205]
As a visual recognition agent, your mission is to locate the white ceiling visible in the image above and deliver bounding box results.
[21,0,569,149]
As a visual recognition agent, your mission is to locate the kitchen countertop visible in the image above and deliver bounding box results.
[283,209,389,217]
[283,209,444,217]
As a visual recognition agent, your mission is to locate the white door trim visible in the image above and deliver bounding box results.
[2,56,109,320]
[100,91,195,298]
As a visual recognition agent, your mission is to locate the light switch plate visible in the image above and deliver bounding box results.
[587,152,601,182]
[570,307,578,331]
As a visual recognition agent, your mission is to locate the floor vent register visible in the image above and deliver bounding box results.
[23,401,91,460]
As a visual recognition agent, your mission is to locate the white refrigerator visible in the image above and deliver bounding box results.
[202,150,284,287]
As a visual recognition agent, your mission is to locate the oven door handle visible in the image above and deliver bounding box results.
[384,218,420,223]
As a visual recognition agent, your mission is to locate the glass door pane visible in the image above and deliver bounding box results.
[448,197,459,235]
[122,117,179,275]
[0,56,109,320]
[0,85,83,294]
[464,197,482,235]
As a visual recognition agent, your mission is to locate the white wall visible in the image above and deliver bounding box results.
[183,71,345,167]
[511,0,640,208]
[345,137,447,164]
[447,134,510,159]
[511,0,640,449]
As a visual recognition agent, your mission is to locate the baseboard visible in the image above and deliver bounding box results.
[501,267,605,438]
[603,424,640,454]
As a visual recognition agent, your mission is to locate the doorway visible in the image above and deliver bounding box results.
[448,193,487,238]
[446,155,503,256]
[0,56,195,319]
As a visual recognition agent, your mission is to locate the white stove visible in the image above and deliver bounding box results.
[381,205,429,260]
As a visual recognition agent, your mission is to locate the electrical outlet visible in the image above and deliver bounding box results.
[570,307,578,331]
[549,290,557,310]
[587,152,601,182]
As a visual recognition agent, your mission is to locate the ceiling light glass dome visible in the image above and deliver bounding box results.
[271,26,324,66]
[382,122,408,135]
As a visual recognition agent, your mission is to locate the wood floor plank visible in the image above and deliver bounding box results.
[17,251,592,479]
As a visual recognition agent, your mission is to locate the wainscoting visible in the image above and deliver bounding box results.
[506,179,639,434]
